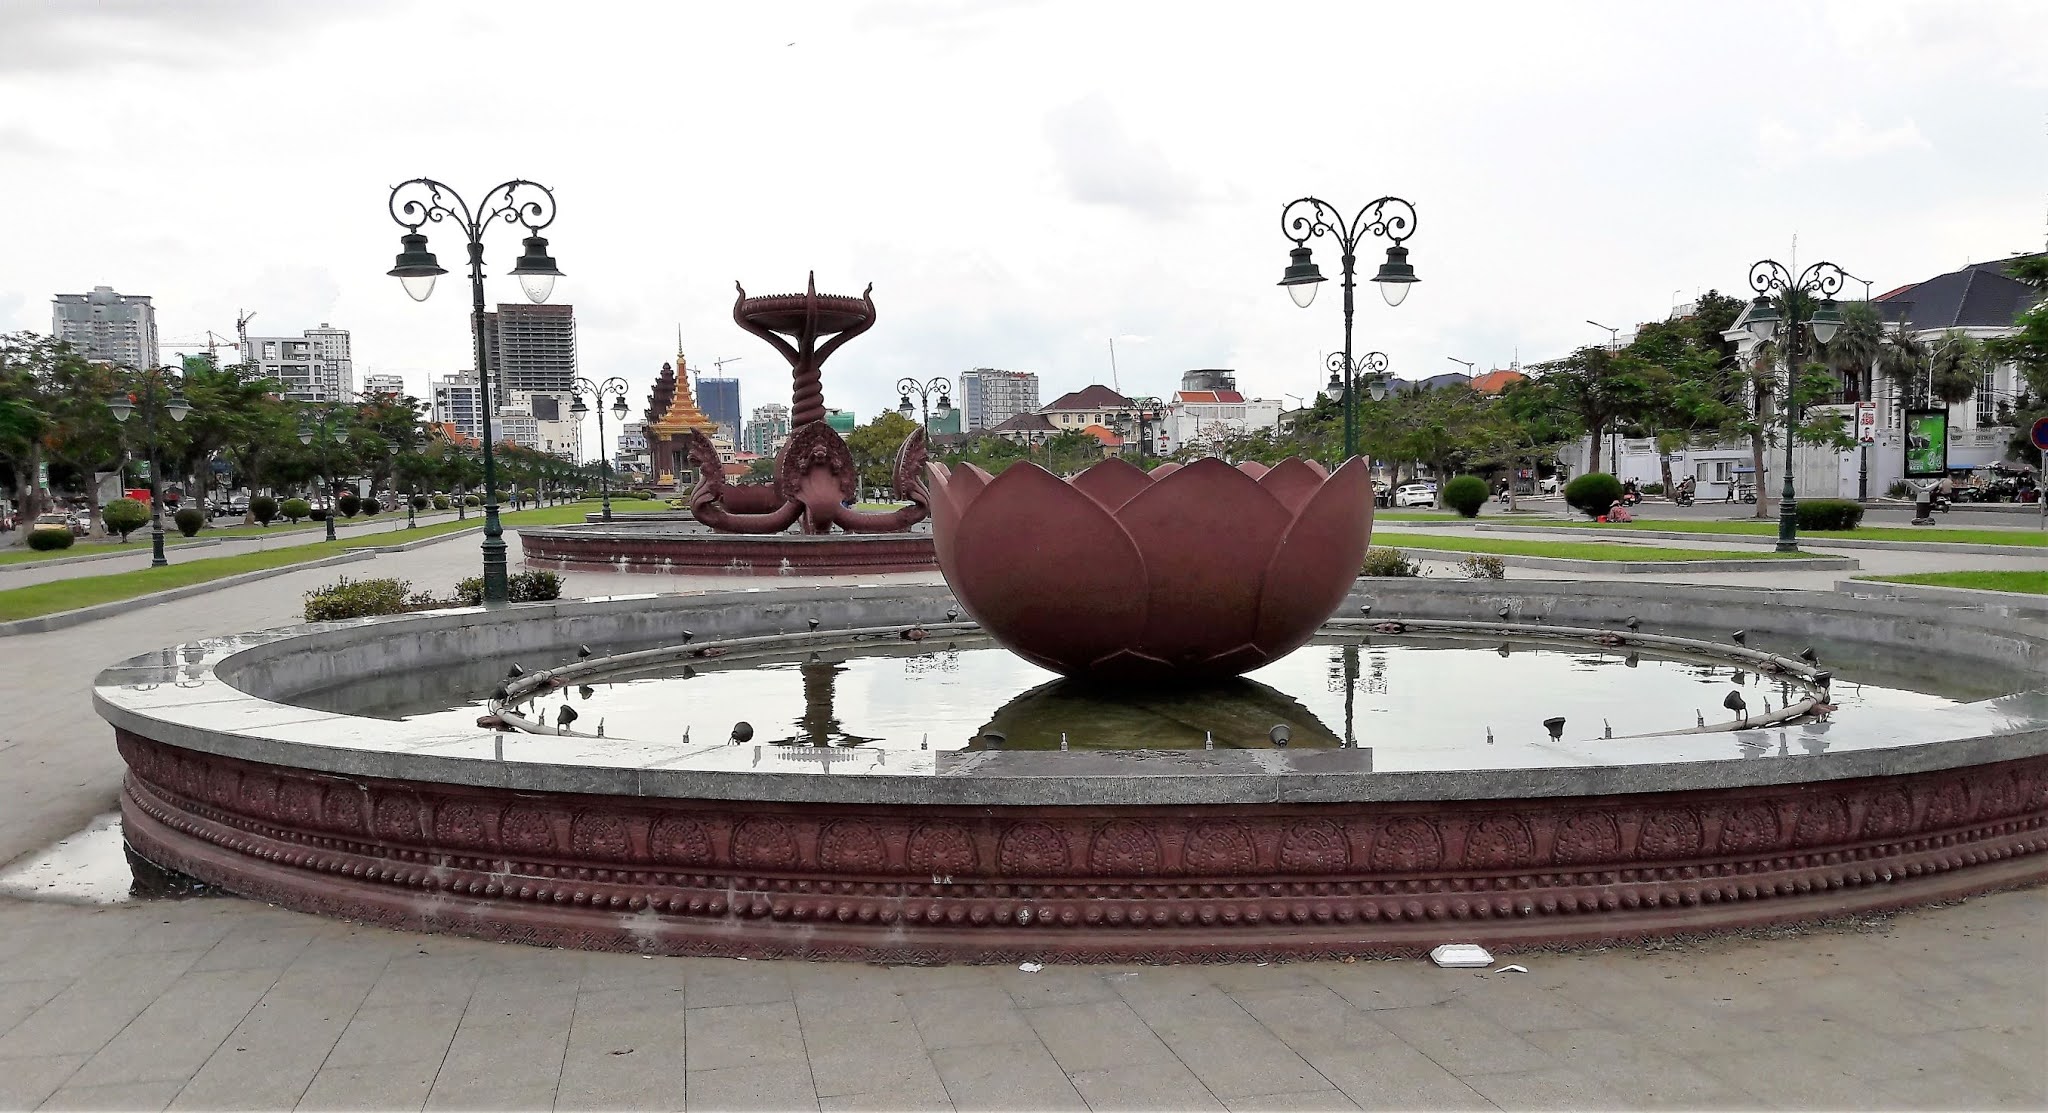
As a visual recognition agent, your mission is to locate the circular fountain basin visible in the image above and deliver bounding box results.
[520,522,936,575]
[96,582,2048,962]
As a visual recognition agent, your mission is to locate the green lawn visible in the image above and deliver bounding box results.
[1371,530,1808,563]
[1859,571,2048,596]
[1544,519,2045,548]
[0,501,601,622]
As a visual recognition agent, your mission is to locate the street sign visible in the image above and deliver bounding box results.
[1855,402,1878,445]
[2030,415,2048,451]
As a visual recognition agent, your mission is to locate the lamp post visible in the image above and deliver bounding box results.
[1277,195,1419,460]
[298,409,349,543]
[895,376,953,433]
[570,376,630,522]
[1743,258,1847,553]
[106,367,190,568]
[386,178,564,604]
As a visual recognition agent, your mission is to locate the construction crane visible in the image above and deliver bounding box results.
[161,330,241,363]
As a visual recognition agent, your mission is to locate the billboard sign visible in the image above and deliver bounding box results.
[1903,409,1949,478]
[1855,402,1878,445]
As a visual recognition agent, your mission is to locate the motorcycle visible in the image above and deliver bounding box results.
[1672,488,1696,507]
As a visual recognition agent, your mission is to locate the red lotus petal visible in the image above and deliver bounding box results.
[1253,456,1375,658]
[1113,458,1292,669]
[1235,461,1270,480]
[1257,457,1329,515]
[946,462,1148,674]
[1068,456,1155,513]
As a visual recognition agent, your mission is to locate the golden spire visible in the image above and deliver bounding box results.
[651,333,717,436]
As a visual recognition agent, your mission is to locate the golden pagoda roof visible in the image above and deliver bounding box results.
[650,351,719,436]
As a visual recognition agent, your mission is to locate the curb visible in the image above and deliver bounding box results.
[0,538,227,573]
[1474,523,2044,558]
[0,523,484,638]
[1395,547,1858,574]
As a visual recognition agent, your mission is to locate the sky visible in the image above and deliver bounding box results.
[3,0,2043,452]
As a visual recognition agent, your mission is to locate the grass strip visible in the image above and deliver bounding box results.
[1858,571,2048,596]
[1541,519,2044,548]
[0,502,602,622]
[1371,530,1809,563]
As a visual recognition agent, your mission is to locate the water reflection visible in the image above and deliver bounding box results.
[974,673,1345,750]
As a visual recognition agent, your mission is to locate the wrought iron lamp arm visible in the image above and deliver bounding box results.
[1281,196,1418,256]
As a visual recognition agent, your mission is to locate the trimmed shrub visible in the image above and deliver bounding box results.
[519,487,537,504]
[1361,547,1419,578]
[1797,498,1865,531]
[309,507,328,521]
[103,497,150,541]
[463,494,480,507]
[1886,480,1914,500]
[26,528,74,551]
[432,494,450,510]
[250,495,278,525]
[173,506,204,536]
[453,569,565,606]
[1641,482,1665,496]
[412,494,430,511]
[1442,475,1488,518]
[336,492,360,518]
[280,497,310,523]
[303,576,413,622]
[1564,473,1623,518]
[360,497,381,516]
[1459,555,1507,580]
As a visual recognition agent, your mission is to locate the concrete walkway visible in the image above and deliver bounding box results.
[0,532,2042,1110]
[0,511,473,590]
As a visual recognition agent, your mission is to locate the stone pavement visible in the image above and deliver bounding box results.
[1,526,2044,1110]
[0,885,2041,1112]
[0,511,469,590]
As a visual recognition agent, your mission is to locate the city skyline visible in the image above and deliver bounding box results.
[3,1,2042,456]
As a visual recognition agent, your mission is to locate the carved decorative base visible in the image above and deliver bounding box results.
[518,529,935,576]
[117,732,2048,962]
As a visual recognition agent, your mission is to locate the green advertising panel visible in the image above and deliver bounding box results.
[1903,409,1948,478]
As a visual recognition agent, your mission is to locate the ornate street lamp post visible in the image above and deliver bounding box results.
[570,376,630,522]
[1325,351,1390,467]
[386,178,564,604]
[896,376,953,433]
[1277,196,1419,459]
[1743,258,1846,553]
[106,367,190,568]
[298,409,349,543]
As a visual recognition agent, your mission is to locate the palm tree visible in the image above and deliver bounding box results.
[1825,301,1888,403]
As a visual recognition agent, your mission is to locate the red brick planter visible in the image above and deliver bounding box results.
[519,527,935,576]
[117,731,2048,962]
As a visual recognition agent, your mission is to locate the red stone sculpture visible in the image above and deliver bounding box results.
[686,274,929,534]
[928,455,1375,682]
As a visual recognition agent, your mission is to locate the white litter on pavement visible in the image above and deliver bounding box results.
[1018,962,1044,972]
[1429,943,1494,968]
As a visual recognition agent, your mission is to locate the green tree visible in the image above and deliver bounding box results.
[1985,255,2048,461]
[843,411,920,492]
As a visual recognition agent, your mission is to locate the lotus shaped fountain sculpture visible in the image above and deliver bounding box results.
[927,455,1374,683]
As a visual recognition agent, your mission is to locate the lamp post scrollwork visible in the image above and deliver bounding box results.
[106,367,190,568]
[1277,196,1419,460]
[895,376,953,433]
[571,376,630,523]
[385,177,565,604]
[1743,258,1846,553]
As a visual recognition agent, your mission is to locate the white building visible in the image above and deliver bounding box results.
[243,323,352,403]
[493,406,540,452]
[743,403,790,457]
[431,372,484,442]
[52,286,159,369]
[360,373,405,399]
[506,390,581,461]
[958,368,1040,431]
[1154,370,1283,457]
[616,421,649,470]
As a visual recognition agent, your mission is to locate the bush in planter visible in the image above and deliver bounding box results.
[250,495,278,525]
[412,494,430,511]
[103,497,150,541]
[309,506,328,521]
[1564,473,1624,518]
[280,497,310,523]
[172,506,204,536]
[361,497,381,516]
[432,494,450,510]
[453,569,565,606]
[1458,555,1507,580]
[1796,498,1864,531]
[1886,480,1914,500]
[463,493,480,507]
[1642,482,1665,496]
[518,487,537,505]
[1361,547,1419,577]
[302,576,413,622]
[1442,475,1488,518]
[26,528,74,551]
[336,492,360,518]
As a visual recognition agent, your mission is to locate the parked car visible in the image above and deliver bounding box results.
[35,512,88,538]
[1391,482,1438,508]
[1539,475,1561,495]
